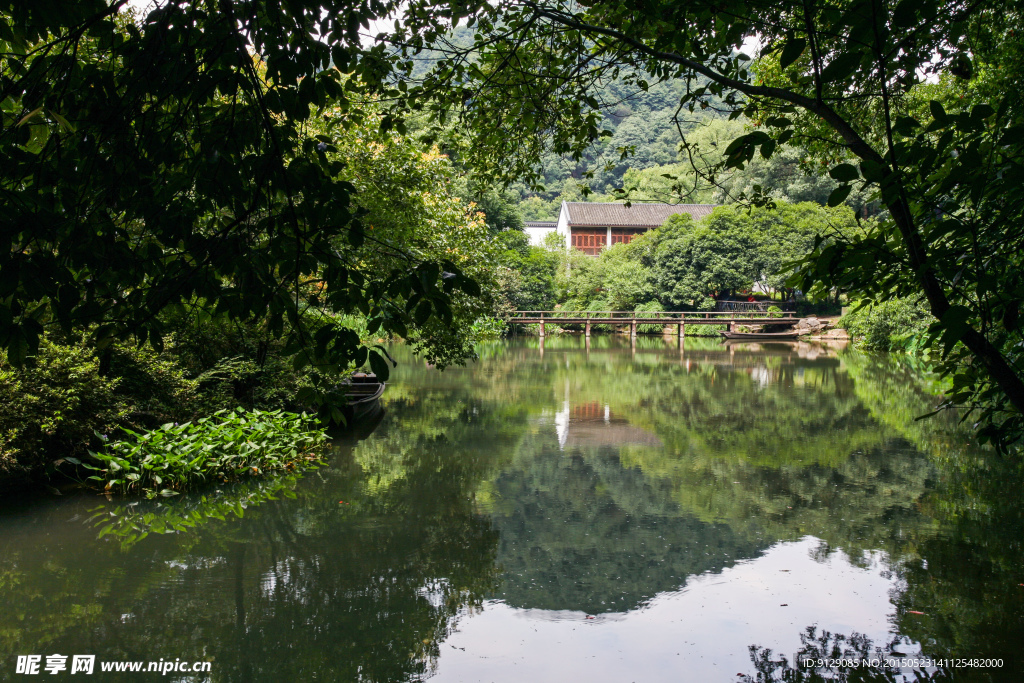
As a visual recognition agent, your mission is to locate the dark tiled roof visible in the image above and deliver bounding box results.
[563,202,718,227]
[524,221,557,228]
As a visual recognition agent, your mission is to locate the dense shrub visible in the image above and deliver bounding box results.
[840,298,932,351]
[0,341,128,485]
[0,329,286,490]
[106,343,201,427]
[163,310,307,412]
[635,300,667,334]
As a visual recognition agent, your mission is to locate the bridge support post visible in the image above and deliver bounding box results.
[678,321,685,341]
[539,320,545,338]
[630,320,637,338]
[585,319,591,338]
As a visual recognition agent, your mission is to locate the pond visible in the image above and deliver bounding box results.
[1,336,1021,681]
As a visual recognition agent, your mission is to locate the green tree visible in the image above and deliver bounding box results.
[319,112,504,365]
[0,1,481,384]
[653,211,759,309]
[472,189,527,234]
[380,0,1024,440]
[750,202,861,299]
[493,231,559,312]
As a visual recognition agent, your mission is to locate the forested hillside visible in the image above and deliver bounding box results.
[413,29,875,220]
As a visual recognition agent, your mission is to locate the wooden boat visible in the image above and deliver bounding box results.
[342,372,386,423]
[720,330,801,341]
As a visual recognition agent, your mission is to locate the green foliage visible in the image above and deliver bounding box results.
[615,119,877,213]
[840,299,933,352]
[86,409,326,496]
[518,195,563,220]
[654,211,755,309]
[521,201,842,319]
[313,111,504,368]
[105,343,201,424]
[378,0,1024,442]
[634,300,666,333]
[0,3,483,388]
[163,311,308,414]
[579,241,657,310]
[467,187,526,234]
[545,231,660,314]
[649,202,855,310]
[0,335,209,487]
[0,340,126,484]
[493,231,559,312]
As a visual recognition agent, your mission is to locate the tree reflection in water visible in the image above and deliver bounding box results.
[0,415,501,682]
[743,627,951,682]
[0,337,1021,681]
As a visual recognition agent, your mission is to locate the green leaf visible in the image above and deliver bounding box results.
[971,103,995,120]
[414,301,432,326]
[724,134,751,156]
[779,37,807,70]
[16,106,43,126]
[893,116,921,135]
[51,111,75,133]
[940,305,972,340]
[368,349,390,381]
[457,275,481,297]
[819,51,862,82]
[828,163,859,182]
[827,184,852,206]
[859,159,885,183]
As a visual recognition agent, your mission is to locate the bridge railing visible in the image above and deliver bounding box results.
[508,310,796,319]
[714,300,792,312]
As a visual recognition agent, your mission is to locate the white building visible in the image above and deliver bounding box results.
[555,201,718,255]
[524,220,558,246]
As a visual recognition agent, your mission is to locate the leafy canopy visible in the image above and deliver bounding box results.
[0,0,482,382]
[376,0,1024,441]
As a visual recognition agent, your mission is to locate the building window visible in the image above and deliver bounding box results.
[571,228,607,255]
[610,228,647,245]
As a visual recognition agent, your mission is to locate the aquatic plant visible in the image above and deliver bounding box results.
[84,409,327,496]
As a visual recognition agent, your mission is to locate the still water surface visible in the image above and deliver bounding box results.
[1,336,1021,682]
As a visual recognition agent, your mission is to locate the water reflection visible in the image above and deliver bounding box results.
[0,336,1020,681]
[0,427,499,682]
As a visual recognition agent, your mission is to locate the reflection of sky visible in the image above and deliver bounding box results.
[432,537,904,682]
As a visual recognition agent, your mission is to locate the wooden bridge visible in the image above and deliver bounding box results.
[508,310,797,338]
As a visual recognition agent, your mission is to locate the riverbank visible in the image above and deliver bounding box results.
[0,332,342,494]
